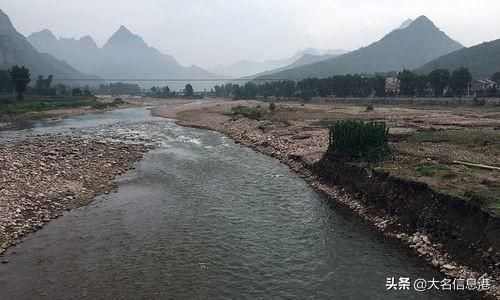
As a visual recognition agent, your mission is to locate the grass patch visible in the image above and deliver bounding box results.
[415,163,451,177]
[464,189,500,215]
[231,105,263,120]
[409,130,500,150]
[0,95,99,115]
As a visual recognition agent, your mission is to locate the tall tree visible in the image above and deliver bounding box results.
[397,69,417,96]
[428,69,450,97]
[450,68,472,96]
[492,72,500,83]
[184,84,194,97]
[0,70,13,93]
[243,82,257,99]
[8,65,31,100]
[162,86,170,97]
[415,74,429,97]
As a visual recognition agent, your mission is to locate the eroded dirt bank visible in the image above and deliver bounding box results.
[0,134,148,255]
[151,100,500,298]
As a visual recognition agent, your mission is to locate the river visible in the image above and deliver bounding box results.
[0,107,457,299]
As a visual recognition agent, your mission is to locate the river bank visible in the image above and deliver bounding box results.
[0,96,135,129]
[151,99,500,298]
[0,134,148,256]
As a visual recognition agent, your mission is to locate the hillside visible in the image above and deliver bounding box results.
[254,16,463,81]
[244,52,339,81]
[416,39,500,78]
[28,26,223,89]
[209,48,345,78]
[0,9,99,82]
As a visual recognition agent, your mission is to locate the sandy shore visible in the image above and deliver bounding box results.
[151,99,500,298]
[0,134,148,256]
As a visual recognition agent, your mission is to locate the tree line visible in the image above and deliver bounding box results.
[214,68,499,100]
[0,65,96,100]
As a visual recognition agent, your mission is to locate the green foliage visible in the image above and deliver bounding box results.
[326,120,390,162]
[492,72,500,83]
[409,130,500,150]
[269,102,276,114]
[148,86,170,98]
[429,69,450,97]
[90,101,108,109]
[398,69,417,96]
[72,88,83,97]
[213,67,472,100]
[8,65,31,100]
[415,164,450,177]
[113,98,125,105]
[83,90,93,98]
[35,75,54,95]
[450,67,472,96]
[464,189,492,207]
[184,84,194,97]
[0,70,14,94]
[109,82,141,95]
[0,95,102,117]
[231,105,262,120]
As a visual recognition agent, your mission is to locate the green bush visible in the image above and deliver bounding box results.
[231,105,262,120]
[269,102,276,114]
[415,163,450,177]
[326,120,390,162]
[90,102,108,109]
[113,98,124,105]
[464,189,490,207]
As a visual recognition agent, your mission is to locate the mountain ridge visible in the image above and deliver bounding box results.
[27,25,228,90]
[416,38,500,78]
[253,15,464,81]
[209,48,346,78]
[0,9,100,83]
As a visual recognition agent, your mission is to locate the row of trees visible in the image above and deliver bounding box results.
[214,75,389,100]
[0,66,96,100]
[397,68,473,97]
[214,68,498,100]
[97,82,142,95]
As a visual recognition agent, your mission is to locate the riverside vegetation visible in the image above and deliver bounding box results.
[0,66,128,126]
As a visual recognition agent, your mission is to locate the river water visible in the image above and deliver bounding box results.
[0,107,458,299]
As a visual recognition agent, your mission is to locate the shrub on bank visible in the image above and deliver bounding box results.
[231,105,262,120]
[326,120,390,162]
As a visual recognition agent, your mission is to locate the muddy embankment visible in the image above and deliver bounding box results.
[313,158,499,274]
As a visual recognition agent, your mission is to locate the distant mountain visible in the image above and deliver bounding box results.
[254,16,464,81]
[28,29,101,75]
[398,19,414,30]
[209,48,346,78]
[416,39,500,78]
[0,9,99,83]
[244,52,340,81]
[28,25,224,89]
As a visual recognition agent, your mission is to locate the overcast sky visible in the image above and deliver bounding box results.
[3,0,500,68]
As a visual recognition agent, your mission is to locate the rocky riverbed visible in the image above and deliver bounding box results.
[151,102,500,298]
[0,134,148,256]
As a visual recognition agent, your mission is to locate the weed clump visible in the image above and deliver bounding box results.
[231,105,262,120]
[326,120,390,162]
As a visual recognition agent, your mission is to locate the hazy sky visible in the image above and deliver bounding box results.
[3,0,500,68]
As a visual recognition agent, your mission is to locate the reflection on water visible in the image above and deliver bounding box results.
[0,108,457,299]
